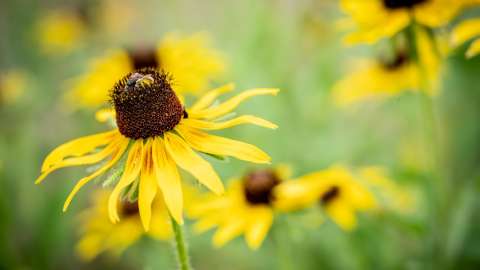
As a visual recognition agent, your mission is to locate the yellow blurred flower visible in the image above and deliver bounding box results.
[340,0,466,45]
[358,166,417,214]
[274,165,377,231]
[76,191,171,261]
[332,27,441,106]
[451,18,480,58]
[189,167,291,250]
[35,10,86,54]
[66,32,226,109]
[0,70,27,105]
[36,69,278,230]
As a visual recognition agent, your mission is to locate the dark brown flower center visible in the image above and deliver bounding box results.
[320,186,340,205]
[127,48,160,70]
[381,51,409,70]
[120,200,139,217]
[111,68,184,139]
[243,169,281,205]
[383,0,427,9]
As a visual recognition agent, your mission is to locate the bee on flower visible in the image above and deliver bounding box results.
[36,67,278,231]
[76,191,171,261]
[65,33,226,109]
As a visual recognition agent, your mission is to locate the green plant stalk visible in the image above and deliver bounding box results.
[170,216,192,270]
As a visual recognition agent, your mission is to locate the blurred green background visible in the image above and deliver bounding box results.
[1,0,480,269]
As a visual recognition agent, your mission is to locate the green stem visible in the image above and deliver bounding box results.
[170,216,192,270]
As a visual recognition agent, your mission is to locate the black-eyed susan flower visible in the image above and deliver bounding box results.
[188,167,291,250]
[340,0,467,45]
[66,33,225,108]
[0,70,27,105]
[274,165,376,231]
[332,27,440,106]
[451,18,480,58]
[76,191,171,261]
[36,68,278,231]
[35,9,87,54]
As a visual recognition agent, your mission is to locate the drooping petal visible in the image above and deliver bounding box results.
[62,138,130,211]
[212,217,246,248]
[467,38,480,58]
[152,137,184,225]
[176,124,271,164]
[324,200,357,231]
[451,18,480,47]
[36,135,124,184]
[181,115,277,130]
[189,83,235,111]
[108,141,144,223]
[189,88,279,120]
[42,130,117,172]
[164,132,224,194]
[245,206,273,250]
[138,140,158,231]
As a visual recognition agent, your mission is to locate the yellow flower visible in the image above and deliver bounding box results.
[189,168,290,250]
[76,191,171,261]
[0,70,27,105]
[36,68,278,231]
[274,165,376,231]
[66,32,225,108]
[340,0,465,45]
[35,10,86,54]
[358,167,417,214]
[451,18,480,58]
[332,27,440,106]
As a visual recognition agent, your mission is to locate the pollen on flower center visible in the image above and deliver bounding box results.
[243,170,280,205]
[320,186,340,205]
[128,48,160,69]
[111,68,184,139]
[120,200,139,217]
[383,0,427,9]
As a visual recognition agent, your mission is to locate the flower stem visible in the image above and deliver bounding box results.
[170,216,192,270]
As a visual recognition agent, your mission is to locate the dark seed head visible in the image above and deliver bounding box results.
[120,200,139,217]
[383,0,427,9]
[382,51,409,70]
[243,169,281,205]
[127,47,160,70]
[111,68,184,139]
[320,186,340,205]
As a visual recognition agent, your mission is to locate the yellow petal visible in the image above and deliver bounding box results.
[189,88,279,119]
[62,139,129,211]
[95,108,116,123]
[152,137,184,225]
[108,141,144,223]
[42,130,117,172]
[325,200,357,231]
[138,140,158,231]
[451,18,480,46]
[193,214,223,233]
[182,115,277,130]
[189,83,235,111]
[212,218,246,248]
[36,136,123,184]
[467,38,480,58]
[164,132,224,194]
[176,124,271,164]
[245,206,273,250]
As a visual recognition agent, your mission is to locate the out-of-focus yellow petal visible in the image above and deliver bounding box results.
[212,217,246,248]
[189,88,279,119]
[413,0,464,28]
[176,124,271,164]
[138,140,157,231]
[41,130,118,172]
[325,200,357,231]
[466,38,480,58]
[157,32,226,95]
[189,83,235,111]
[108,141,144,223]
[182,115,277,130]
[152,137,184,225]
[62,139,129,211]
[0,70,27,104]
[164,132,224,194]
[245,206,273,250]
[95,108,116,123]
[451,18,480,46]
[415,26,442,95]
